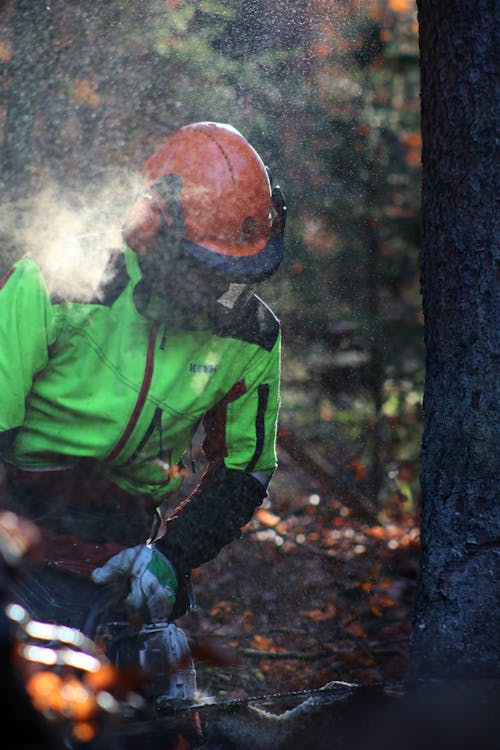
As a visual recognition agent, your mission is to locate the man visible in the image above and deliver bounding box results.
[0,122,286,631]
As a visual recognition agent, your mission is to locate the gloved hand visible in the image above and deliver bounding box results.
[91,544,177,622]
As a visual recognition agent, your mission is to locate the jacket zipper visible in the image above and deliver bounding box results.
[122,406,162,467]
[105,324,159,463]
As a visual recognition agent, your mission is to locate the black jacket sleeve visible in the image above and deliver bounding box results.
[0,429,18,453]
[156,461,267,576]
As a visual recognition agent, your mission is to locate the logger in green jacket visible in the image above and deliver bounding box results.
[0,122,286,629]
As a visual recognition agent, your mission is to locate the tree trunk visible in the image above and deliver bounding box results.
[410,1,499,678]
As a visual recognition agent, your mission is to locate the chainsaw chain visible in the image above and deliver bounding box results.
[156,680,359,716]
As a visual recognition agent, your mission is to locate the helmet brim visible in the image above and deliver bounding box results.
[181,231,284,283]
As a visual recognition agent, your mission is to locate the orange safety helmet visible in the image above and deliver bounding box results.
[124,122,286,282]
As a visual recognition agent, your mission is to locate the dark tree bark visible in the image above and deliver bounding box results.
[410,1,499,678]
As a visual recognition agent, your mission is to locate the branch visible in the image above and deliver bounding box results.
[277,425,379,523]
[239,647,341,661]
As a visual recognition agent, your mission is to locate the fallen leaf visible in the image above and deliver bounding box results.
[301,602,337,622]
[343,622,367,638]
[251,635,274,651]
[255,508,281,527]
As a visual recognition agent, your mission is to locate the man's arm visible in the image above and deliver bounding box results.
[156,461,268,573]
[156,333,281,575]
[0,259,56,434]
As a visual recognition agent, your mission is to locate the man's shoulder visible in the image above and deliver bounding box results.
[50,251,129,307]
[0,255,46,293]
[211,290,280,352]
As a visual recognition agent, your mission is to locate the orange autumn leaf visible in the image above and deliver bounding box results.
[389,0,415,12]
[350,460,368,481]
[405,150,421,168]
[302,602,337,622]
[71,80,101,107]
[375,592,397,609]
[333,516,347,527]
[304,608,323,621]
[403,132,422,149]
[378,577,396,590]
[251,635,274,651]
[292,261,304,275]
[370,591,396,617]
[365,526,388,540]
[255,508,280,527]
[312,42,331,59]
[0,41,12,62]
[340,651,375,667]
[343,622,367,639]
[209,600,235,617]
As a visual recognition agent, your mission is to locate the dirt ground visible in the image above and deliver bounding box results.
[179,445,420,702]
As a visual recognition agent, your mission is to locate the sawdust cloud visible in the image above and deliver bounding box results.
[1,171,138,301]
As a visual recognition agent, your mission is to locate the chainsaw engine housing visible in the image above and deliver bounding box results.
[98,621,197,701]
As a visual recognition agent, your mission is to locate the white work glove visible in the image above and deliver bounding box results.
[91,544,177,622]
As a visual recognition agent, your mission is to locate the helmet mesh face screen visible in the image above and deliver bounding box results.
[135,242,232,326]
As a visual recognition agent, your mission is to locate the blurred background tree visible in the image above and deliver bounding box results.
[0,0,422,511]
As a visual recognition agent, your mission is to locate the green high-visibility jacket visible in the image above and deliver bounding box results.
[0,250,280,503]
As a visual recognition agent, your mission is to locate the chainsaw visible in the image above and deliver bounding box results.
[7,597,360,716]
[0,517,361,746]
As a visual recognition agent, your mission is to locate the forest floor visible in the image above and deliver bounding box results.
[179,445,420,704]
[8,448,498,750]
